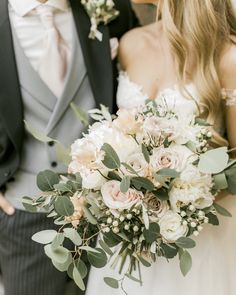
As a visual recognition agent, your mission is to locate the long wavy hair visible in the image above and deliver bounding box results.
[157,0,236,145]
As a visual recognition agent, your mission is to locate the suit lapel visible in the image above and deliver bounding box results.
[69,0,114,111]
[0,0,24,152]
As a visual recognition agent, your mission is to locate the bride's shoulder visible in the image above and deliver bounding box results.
[118,22,162,70]
[219,39,236,89]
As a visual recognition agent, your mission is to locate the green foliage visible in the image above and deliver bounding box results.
[155,168,180,178]
[54,196,74,216]
[70,102,89,127]
[32,230,57,245]
[37,170,60,191]
[104,277,119,289]
[213,173,228,190]
[143,223,160,243]
[179,250,192,276]
[175,237,196,249]
[73,265,85,291]
[161,243,178,259]
[214,203,232,217]
[120,176,131,193]
[64,228,82,246]
[207,212,219,226]
[83,206,98,225]
[225,168,236,194]
[198,147,229,174]
[44,244,70,264]
[131,177,154,191]
[87,248,107,268]
[141,144,150,163]
[101,143,121,169]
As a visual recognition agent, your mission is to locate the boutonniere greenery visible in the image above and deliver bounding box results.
[81,0,120,41]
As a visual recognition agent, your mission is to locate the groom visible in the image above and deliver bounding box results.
[0,0,138,294]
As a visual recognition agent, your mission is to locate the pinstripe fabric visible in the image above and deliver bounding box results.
[0,210,68,295]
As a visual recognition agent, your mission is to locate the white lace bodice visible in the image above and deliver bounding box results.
[116,72,236,135]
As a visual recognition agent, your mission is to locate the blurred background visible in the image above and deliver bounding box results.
[132,3,156,25]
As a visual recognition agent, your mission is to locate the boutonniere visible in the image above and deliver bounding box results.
[81,0,120,41]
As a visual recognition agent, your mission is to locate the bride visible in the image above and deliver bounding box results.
[86,1,236,294]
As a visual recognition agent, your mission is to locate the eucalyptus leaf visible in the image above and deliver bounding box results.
[143,223,160,243]
[179,250,192,276]
[87,248,107,268]
[100,104,112,122]
[37,170,60,191]
[104,277,119,289]
[76,259,88,279]
[32,230,57,245]
[120,176,131,193]
[161,243,178,259]
[142,144,150,163]
[176,237,196,249]
[79,246,100,253]
[207,212,219,226]
[225,168,236,194]
[155,168,180,178]
[51,233,65,250]
[101,143,121,169]
[131,177,154,191]
[52,252,72,272]
[73,265,85,291]
[213,173,228,190]
[64,228,82,246]
[198,147,229,174]
[125,273,142,283]
[99,240,113,256]
[83,206,98,225]
[54,196,74,217]
[24,121,53,143]
[214,203,232,217]
[44,245,69,264]
[70,102,89,127]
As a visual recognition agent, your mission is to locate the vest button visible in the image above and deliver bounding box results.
[48,141,55,147]
[51,161,57,168]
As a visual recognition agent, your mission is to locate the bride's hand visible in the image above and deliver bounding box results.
[216,190,229,202]
[0,193,15,215]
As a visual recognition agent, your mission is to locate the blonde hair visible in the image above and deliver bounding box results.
[158,0,236,146]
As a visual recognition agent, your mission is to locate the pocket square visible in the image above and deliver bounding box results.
[110,37,119,60]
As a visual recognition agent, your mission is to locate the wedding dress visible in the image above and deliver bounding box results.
[86,72,236,295]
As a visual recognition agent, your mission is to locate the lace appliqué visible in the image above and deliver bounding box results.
[221,89,236,106]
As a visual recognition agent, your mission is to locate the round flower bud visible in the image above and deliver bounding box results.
[189,205,195,212]
[201,129,207,135]
[191,222,197,228]
[106,210,111,216]
[180,211,187,217]
[133,225,139,232]
[119,216,125,222]
[204,217,209,224]
[112,220,119,227]
[207,131,212,138]
[104,227,110,233]
[182,220,188,226]
[113,227,119,234]
[126,213,132,220]
[193,230,199,237]
[197,225,203,232]
[124,224,130,231]
[107,217,112,224]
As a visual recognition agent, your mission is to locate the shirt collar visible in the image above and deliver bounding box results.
[8,0,69,17]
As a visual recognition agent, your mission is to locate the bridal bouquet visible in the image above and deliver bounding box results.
[23,99,236,291]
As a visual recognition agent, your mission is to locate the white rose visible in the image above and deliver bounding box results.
[125,152,150,177]
[101,180,143,210]
[169,182,195,212]
[113,108,142,135]
[151,145,196,173]
[81,169,107,190]
[159,211,188,242]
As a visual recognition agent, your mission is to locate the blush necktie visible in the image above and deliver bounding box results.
[36,6,71,97]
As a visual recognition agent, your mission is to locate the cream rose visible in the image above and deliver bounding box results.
[65,193,86,227]
[151,145,195,173]
[101,180,143,210]
[159,211,188,242]
[144,192,169,220]
[113,108,142,135]
[125,152,150,177]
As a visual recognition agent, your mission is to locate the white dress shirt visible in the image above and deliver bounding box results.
[8,0,73,73]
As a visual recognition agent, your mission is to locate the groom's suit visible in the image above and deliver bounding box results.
[0,1,138,294]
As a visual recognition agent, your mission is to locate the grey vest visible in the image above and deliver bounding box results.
[5,23,96,209]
